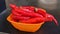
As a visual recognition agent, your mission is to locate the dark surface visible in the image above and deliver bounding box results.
[0,8,60,34]
[0,0,6,13]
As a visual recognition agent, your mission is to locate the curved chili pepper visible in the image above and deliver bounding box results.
[10,4,43,17]
[35,8,58,25]
[46,13,58,26]
[35,8,47,17]
[10,4,58,26]
[12,9,44,23]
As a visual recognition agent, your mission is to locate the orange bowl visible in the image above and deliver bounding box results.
[7,14,44,32]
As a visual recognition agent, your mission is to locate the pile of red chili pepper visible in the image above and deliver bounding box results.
[10,4,58,25]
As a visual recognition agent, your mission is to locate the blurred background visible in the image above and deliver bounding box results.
[0,0,59,12]
[5,0,58,10]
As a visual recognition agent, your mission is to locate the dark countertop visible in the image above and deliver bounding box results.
[0,8,60,34]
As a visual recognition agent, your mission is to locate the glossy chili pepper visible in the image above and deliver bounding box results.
[10,5,31,21]
[12,8,43,17]
[20,17,45,24]
[35,8,58,25]
[35,8,47,17]
[20,6,35,11]
[12,15,30,20]
[10,4,58,26]
[12,9,22,16]
[10,4,43,17]
[10,4,44,17]
[12,9,30,20]
[20,7,34,13]
[46,13,58,26]
[12,9,44,22]
[10,4,18,9]
[11,9,44,23]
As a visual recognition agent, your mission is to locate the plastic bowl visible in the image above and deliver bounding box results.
[7,14,44,32]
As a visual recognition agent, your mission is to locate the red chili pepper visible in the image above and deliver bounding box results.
[12,8,43,17]
[12,15,30,20]
[20,7,34,13]
[20,6,35,11]
[11,9,44,23]
[10,4,58,26]
[46,13,58,26]
[35,8,47,17]
[12,10,22,16]
[10,4,43,17]
[21,17,45,24]
[12,10,30,20]
[12,10,44,23]
[10,4,18,9]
